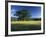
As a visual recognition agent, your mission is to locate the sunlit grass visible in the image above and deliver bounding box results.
[11,21,41,25]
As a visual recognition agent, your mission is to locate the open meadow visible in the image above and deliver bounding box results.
[11,21,41,25]
[11,20,41,31]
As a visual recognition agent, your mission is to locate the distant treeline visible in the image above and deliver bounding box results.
[30,18,41,21]
[11,17,41,21]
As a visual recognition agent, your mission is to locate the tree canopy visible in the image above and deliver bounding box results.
[14,9,31,21]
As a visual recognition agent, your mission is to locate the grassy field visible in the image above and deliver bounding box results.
[11,20,41,31]
[11,21,41,25]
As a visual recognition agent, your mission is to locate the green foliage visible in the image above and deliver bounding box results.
[15,10,31,21]
[11,17,16,21]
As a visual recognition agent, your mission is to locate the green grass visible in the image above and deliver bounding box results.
[11,24,41,31]
[11,20,41,31]
[11,20,41,25]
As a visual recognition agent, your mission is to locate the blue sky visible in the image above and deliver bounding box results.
[11,5,41,18]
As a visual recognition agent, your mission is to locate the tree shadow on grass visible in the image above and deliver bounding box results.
[11,24,41,31]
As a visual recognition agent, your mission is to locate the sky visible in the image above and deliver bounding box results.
[11,5,41,18]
